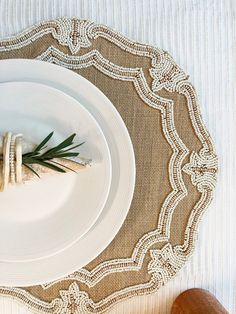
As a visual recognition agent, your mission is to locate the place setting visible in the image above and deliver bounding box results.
[0,17,218,314]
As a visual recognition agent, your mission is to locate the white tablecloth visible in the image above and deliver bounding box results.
[0,0,235,313]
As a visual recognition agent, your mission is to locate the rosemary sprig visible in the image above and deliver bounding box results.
[22,132,84,177]
[34,131,54,152]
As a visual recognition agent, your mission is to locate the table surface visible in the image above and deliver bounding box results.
[0,0,235,313]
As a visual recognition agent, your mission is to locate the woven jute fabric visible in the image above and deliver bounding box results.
[0,18,217,314]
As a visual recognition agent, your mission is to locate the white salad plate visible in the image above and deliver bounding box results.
[0,81,112,262]
[0,59,135,286]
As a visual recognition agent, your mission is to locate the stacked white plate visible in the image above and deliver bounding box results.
[0,59,135,286]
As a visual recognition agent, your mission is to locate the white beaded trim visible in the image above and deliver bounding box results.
[9,135,16,183]
[1,133,23,190]
[15,134,23,184]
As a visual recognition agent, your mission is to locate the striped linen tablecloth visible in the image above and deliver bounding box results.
[0,0,235,313]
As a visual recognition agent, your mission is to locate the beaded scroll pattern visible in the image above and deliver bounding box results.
[0,18,217,314]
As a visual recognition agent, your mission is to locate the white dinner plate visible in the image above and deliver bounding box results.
[0,59,135,286]
[0,81,111,262]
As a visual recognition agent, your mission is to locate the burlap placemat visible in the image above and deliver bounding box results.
[0,18,217,314]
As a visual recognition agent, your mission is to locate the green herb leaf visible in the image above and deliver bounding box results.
[52,152,80,158]
[23,163,40,178]
[59,141,85,153]
[50,160,77,173]
[44,133,76,155]
[34,131,54,152]
[22,151,39,158]
[32,160,66,173]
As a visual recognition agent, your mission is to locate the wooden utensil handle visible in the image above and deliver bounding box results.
[171,288,228,314]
